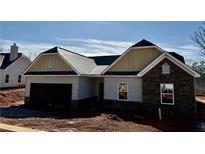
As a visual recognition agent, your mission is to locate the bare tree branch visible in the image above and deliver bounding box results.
[192,23,205,56]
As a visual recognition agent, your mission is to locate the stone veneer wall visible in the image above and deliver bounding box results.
[142,58,195,118]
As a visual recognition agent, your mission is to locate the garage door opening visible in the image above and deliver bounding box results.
[30,83,72,110]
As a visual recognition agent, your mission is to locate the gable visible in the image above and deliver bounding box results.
[107,47,162,72]
[137,52,200,77]
[27,54,73,72]
[143,58,195,79]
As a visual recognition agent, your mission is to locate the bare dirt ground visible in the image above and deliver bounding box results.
[1,88,205,132]
[0,88,25,107]
[0,88,158,132]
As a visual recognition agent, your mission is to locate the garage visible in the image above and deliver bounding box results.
[30,83,72,109]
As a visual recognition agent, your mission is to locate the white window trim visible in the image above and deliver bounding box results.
[160,83,175,105]
[118,82,128,101]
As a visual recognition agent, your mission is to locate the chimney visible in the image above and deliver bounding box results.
[10,43,19,61]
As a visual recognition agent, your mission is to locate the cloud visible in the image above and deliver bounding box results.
[1,38,134,60]
[157,42,202,64]
[1,38,202,63]
[0,39,56,60]
[55,37,134,54]
[179,44,200,50]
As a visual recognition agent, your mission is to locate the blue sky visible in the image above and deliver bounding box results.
[0,21,204,64]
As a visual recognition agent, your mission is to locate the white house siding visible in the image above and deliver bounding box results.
[104,77,142,102]
[78,77,95,99]
[0,57,31,88]
[25,76,79,100]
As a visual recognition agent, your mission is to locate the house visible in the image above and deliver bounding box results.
[22,39,200,117]
[0,43,31,88]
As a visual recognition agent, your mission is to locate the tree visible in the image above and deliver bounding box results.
[191,60,205,74]
[191,61,199,73]
[192,23,205,56]
[198,60,205,74]
[192,60,205,96]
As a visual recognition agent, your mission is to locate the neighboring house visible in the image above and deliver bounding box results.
[0,43,31,88]
[22,39,200,117]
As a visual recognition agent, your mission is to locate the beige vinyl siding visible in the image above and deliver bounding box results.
[108,48,161,72]
[28,54,73,72]
[104,77,142,102]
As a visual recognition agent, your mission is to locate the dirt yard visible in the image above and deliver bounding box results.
[0,88,159,132]
[1,88,205,132]
[0,88,25,107]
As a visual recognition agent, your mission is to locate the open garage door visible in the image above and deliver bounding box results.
[30,83,72,109]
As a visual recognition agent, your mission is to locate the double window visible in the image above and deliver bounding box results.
[118,82,128,100]
[160,83,174,105]
[5,74,9,83]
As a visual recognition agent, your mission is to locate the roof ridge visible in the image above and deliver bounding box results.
[58,47,90,59]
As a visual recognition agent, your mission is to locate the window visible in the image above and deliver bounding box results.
[118,82,128,100]
[160,83,174,105]
[5,74,9,83]
[162,63,170,74]
[18,75,21,83]
[47,58,55,70]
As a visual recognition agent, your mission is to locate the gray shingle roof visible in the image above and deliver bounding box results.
[89,55,120,65]
[0,53,22,69]
[36,40,186,75]
[90,65,109,74]
[131,39,156,47]
[42,47,97,75]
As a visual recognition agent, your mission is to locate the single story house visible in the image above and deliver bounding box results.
[0,43,31,88]
[22,39,200,117]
